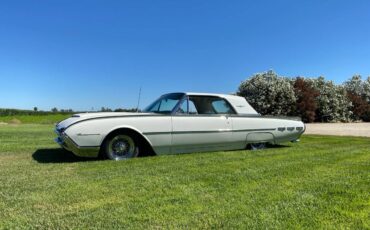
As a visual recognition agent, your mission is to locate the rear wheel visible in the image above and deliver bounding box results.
[250,142,266,150]
[104,134,139,160]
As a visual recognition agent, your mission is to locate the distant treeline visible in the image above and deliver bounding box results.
[0,107,139,116]
[0,109,74,116]
[101,107,139,112]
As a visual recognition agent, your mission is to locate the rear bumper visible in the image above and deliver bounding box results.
[54,129,100,158]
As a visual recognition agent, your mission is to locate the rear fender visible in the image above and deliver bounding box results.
[247,132,275,144]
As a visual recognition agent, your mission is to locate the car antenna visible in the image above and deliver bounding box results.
[136,86,142,113]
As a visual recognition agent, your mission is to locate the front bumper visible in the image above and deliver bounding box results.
[54,128,100,158]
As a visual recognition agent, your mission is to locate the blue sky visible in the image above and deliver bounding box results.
[1,0,369,111]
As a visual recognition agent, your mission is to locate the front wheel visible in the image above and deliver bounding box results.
[104,134,139,160]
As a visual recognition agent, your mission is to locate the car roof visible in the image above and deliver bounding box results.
[168,92,259,115]
[185,92,231,97]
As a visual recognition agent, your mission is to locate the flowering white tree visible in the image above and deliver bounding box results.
[362,77,370,103]
[237,70,296,115]
[305,77,352,122]
[344,75,363,95]
[237,72,352,122]
[344,75,370,121]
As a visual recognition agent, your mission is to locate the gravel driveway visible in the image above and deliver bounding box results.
[304,123,370,137]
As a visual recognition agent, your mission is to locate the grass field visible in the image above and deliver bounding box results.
[0,124,369,229]
[0,114,70,124]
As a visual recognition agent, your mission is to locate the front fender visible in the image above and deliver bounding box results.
[63,116,172,154]
[100,125,155,148]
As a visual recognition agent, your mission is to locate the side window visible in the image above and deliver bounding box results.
[176,96,235,115]
[211,99,235,114]
[158,98,180,113]
[188,100,198,114]
[176,98,198,114]
[177,100,188,114]
[189,96,215,114]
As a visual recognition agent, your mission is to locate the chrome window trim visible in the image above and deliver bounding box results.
[171,94,188,115]
[172,94,237,116]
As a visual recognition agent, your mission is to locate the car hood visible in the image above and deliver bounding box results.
[56,112,155,130]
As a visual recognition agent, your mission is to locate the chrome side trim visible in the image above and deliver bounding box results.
[143,128,276,135]
[233,128,276,132]
[65,114,165,129]
[76,133,101,136]
[65,113,301,130]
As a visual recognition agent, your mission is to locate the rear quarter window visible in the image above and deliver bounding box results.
[211,99,235,114]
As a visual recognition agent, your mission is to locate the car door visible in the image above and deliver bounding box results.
[171,96,234,154]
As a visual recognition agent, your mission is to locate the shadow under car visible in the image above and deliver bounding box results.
[32,148,99,163]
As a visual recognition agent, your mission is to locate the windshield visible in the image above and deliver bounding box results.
[143,93,185,114]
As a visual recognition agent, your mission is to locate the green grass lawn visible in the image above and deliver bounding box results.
[0,124,369,229]
[0,114,70,124]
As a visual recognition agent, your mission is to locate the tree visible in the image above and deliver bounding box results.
[344,75,370,121]
[344,75,370,103]
[306,77,352,122]
[114,108,138,112]
[51,107,58,113]
[33,107,38,112]
[237,70,296,115]
[346,92,369,121]
[100,107,112,112]
[293,77,319,123]
[363,77,370,103]
[344,75,363,96]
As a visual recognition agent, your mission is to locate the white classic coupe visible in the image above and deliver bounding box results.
[55,92,305,160]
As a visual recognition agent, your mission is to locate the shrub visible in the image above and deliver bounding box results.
[237,70,296,116]
[305,77,352,122]
[346,92,368,121]
[8,118,22,125]
[237,72,353,122]
[344,75,370,121]
[293,77,319,123]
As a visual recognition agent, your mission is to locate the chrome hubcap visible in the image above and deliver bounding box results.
[114,141,128,153]
[107,135,138,160]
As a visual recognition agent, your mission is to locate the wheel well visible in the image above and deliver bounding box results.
[100,128,156,157]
